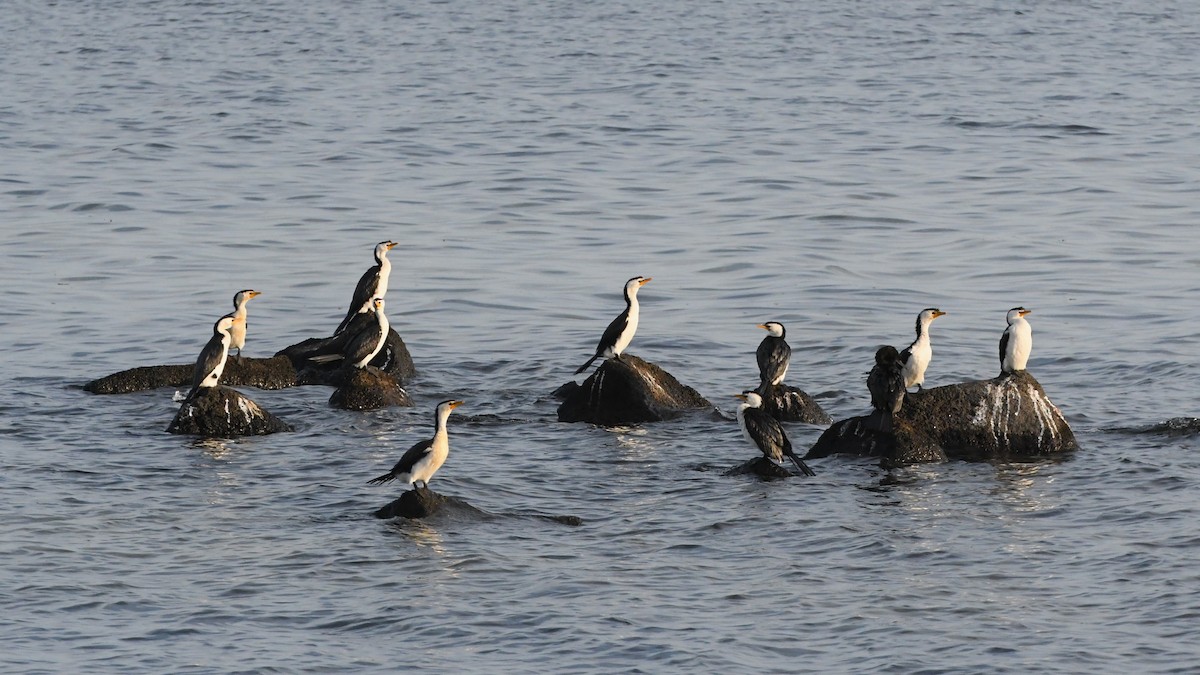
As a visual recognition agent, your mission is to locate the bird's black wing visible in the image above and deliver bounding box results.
[336,265,382,335]
[756,337,791,385]
[998,328,1010,369]
[343,322,383,365]
[596,309,630,355]
[367,438,433,485]
[186,333,225,399]
[744,408,788,460]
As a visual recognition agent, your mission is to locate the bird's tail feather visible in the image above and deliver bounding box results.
[309,354,344,364]
[366,472,396,486]
[574,354,599,375]
[788,453,816,477]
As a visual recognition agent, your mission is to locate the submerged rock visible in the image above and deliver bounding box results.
[806,371,1077,465]
[724,456,800,479]
[329,366,413,411]
[279,328,416,386]
[556,354,711,425]
[85,355,297,394]
[756,384,832,425]
[166,385,292,437]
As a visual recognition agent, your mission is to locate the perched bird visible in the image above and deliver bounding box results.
[367,399,465,489]
[867,345,906,415]
[755,321,791,392]
[999,307,1033,374]
[899,308,947,390]
[311,297,389,368]
[574,276,652,374]
[734,391,816,476]
[227,289,261,361]
[184,315,237,402]
[335,240,397,335]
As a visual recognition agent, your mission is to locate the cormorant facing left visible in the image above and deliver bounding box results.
[574,276,651,374]
[755,321,791,392]
[734,391,816,476]
[367,399,465,489]
[335,240,397,335]
[184,315,237,402]
[227,289,261,361]
[999,307,1033,374]
[899,308,946,390]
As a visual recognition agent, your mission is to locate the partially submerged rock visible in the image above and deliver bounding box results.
[807,371,1077,465]
[85,355,297,394]
[724,456,800,479]
[756,384,832,425]
[374,486,450,519]
[279,329,416,386]
[556,354,711,425]
[166,385,292,437]
[329,366,413,411]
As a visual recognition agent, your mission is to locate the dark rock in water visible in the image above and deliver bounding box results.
[556,354,711,425]
[279,328,416,386]
[85,355,298,394]
[724,456,800,479]
[329,366,413,411]
[806,371,1077,465]
[756,383,832,425]
[166,385,292,437]
[374,486,448,519]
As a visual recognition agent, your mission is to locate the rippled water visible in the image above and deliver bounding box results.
[3,0,1199,672]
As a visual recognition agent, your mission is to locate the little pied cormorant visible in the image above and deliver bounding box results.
[367,399,465,489]
[735,391,816,476]
[755,321,791,392]
[899,308,946,390]
[574,276,651,374]
[335,240,397,335]
[311,297,389,368]
[1000,307,1033,374]
[228,289,261,361]
[184,314,237,402]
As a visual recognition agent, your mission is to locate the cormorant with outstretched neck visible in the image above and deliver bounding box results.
[899,308,946,390]
[367,399,465,489]
[1000,307,1033,374]
[227,289,261,361]
[574,276,651,374]
[735,391,816,476]
[335,240,397,335]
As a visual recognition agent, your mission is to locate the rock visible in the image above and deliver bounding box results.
[279,328,416,386]
[374,487,448,519]
[756,384,833,425]
[807,371,1077,465]
[85,355,298,394]
[166,385,292,437]
[329,366,413,411]
[724,456,799,479]
[556,354,711,425]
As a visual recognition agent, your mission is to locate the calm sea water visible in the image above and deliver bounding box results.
[3,0,1199,672]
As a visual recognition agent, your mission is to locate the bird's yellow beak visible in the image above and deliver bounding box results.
[734,393,748,401]
[249,290,262,298]
[1021,309,1032,317]
[639,277,652,285]
[386,241,398,250]
[757,323,768,330]
[933,310,946,318]
[449,400,465,409]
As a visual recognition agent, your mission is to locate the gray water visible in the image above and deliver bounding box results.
[3,0,1199,672]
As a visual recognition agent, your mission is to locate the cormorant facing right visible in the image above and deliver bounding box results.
[335,240,397,335]
[184,315,237,402]
[227,289,261,361]
[311,297,389,368]
[999,307,1033,374]
[734,391,816,476]
[755,321,791,392]
[899,307,946,390]
[367,399,465,489]
[574,276,651,374]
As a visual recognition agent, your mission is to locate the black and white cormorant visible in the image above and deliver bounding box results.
[184,315,237,402]
[574,276,651,374]
[867,345,906,415]
[999,306,1033,374]
[312,297,389,368]
[899,308,946,390]
[755,321,791,392]
[734,391,816,476]
[335,240,397,335]
[367,399,464,489]
[227,289,261,361]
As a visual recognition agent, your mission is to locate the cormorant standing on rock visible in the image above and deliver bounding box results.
[184,315,236,402]
[867,345,906,415]
[336,240,397,335]
[1000,307,1033,374]
[227,289,261,361]
[755,321,791,393]
[367,400,464,489]
[574,276,651,374]
[734,391,816,476]
[899,308,946,390]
